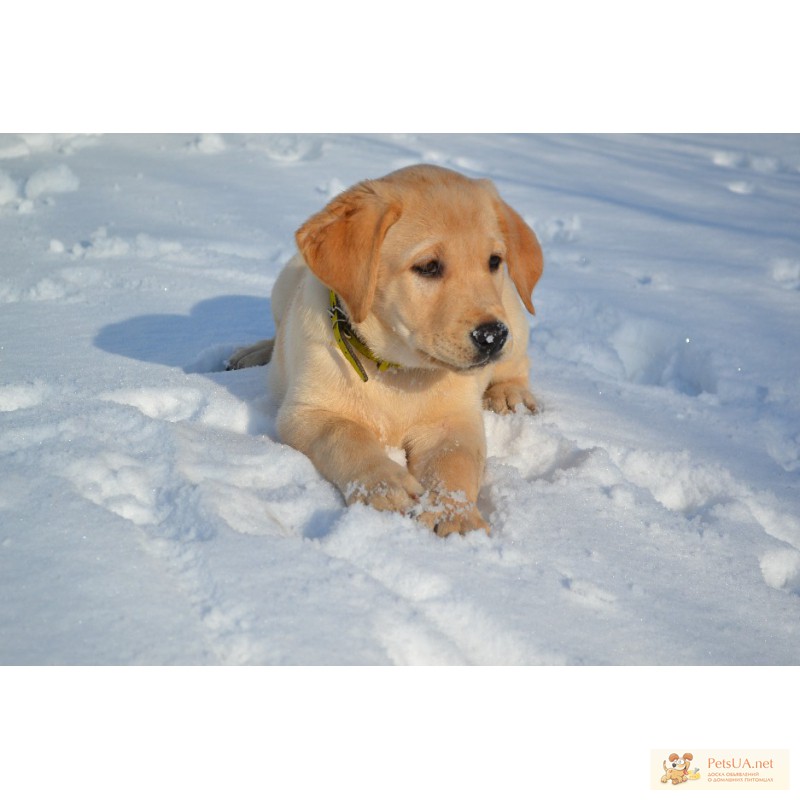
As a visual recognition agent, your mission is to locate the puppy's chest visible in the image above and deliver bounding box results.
[347,369,484,445]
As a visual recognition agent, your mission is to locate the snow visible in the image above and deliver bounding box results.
[1,133,799,668]
[23,162,80,199]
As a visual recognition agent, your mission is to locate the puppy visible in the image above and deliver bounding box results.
[661,753,694,784]
[228,164,543,535]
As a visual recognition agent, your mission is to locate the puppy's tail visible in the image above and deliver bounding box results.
[226,338,275,370]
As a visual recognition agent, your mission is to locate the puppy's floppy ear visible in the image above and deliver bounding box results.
[296,181,401,323]
[669,754,680,762]
[486,186,543,315]
[683,754,693,761]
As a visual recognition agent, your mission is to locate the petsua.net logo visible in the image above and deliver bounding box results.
[651,749,789,791]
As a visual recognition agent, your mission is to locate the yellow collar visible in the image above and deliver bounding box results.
[328,291,400,382]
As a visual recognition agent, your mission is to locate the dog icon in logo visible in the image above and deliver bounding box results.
[661,752,700,784]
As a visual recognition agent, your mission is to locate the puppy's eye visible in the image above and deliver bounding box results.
[489,254,502,272]
[413,259,443,278]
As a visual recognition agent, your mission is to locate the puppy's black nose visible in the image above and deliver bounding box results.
[471,321,508,358]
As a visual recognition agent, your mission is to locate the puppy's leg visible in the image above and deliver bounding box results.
[483,378,538,414]
[483,353,538,414]
[279,408,424,515]
[226,338,275,370]
[405,418,490,536]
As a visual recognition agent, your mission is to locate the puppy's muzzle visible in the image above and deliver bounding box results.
[471,321,509,360]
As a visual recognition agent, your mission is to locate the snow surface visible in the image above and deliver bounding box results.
[1,132,799,665]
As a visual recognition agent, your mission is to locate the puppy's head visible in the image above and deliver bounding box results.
[668,754,692,769]
[296,164,543,371]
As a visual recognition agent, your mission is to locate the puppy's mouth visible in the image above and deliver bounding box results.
[416,347,504,373]
[414,323,510,373]
[463,353,503,370]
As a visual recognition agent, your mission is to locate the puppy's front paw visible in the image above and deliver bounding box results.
[434,507,490,537]
[415,490,490,537]
[483,380,538,415]
[345,464,425,515]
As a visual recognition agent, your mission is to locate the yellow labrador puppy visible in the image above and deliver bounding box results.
[229,164,543,535]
